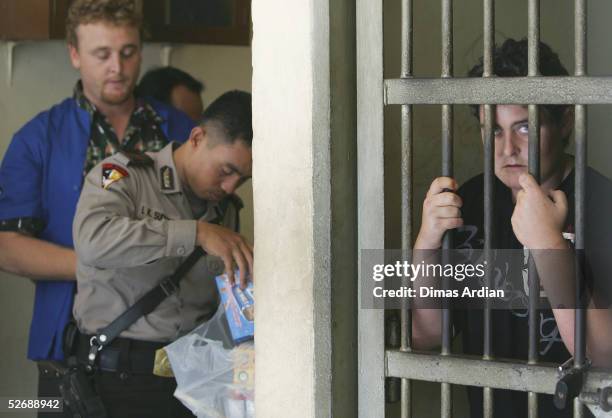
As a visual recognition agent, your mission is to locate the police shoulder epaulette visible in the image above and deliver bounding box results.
[119,150,154,168]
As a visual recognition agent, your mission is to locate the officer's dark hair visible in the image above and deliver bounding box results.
[136,66,204,103]
[468,38,570,135]
[202,90,252,147]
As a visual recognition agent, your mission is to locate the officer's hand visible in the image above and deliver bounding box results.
[196,221,254,288]
[511,173,568,249]
[414,177,463,250]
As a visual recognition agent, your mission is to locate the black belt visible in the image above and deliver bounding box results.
[74,332,166,374]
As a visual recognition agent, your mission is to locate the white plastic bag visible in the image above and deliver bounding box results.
[165,306,254,418]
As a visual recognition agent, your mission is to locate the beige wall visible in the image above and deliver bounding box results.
[252,0,322,414]
[253,0,358,415]
[0,40,251,406]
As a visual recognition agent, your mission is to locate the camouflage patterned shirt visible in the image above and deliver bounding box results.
[74,81,169,177]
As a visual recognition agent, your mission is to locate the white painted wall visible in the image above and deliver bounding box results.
[251,0,319,415]
[0,40,252,410]
[253,0,359,415]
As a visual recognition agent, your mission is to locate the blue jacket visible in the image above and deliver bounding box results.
[0,97,194,360]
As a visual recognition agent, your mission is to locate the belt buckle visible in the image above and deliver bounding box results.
[86,335,105,371]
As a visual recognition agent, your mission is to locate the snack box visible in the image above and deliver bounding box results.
[215,273,254,344]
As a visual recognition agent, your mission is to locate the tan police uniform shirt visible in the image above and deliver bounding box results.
[72,142,240,342]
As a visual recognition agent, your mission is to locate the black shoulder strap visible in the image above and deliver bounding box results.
[86,247,205,368]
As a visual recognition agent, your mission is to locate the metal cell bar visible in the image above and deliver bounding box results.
[527,106,540,418]
[482,1,494,74]
[574,1,587,417]
[575,0,587,77]
[386,350,612,397]
[573,106,587,418]
[483,104,495,418]
[441,0,453,416]
[384,77,612,105]
[527,1,541,417]
[356,0,385,415]
[400,0,413,415]
[441,0,453,78]
[528,0,540,77]
[482,1,495,417]
[441,105,454,348]
[400,0,413,254]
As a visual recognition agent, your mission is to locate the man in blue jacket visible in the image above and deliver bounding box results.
[0,0,194,411]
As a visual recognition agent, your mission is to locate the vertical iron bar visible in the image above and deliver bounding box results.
[441,0,453,78]
[574,1,587,417]
[441,0,453,417]
[441,0,453,349]
[482,2,495,418]
[574,0,587,369]
[574,0,587,78]
[400,0,414,416]
[573,109,587,418]
[527,114,540,418]
[528,0,540,78]
[527,1,540,417]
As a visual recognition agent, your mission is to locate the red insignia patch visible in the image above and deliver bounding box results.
[102,163,129,189]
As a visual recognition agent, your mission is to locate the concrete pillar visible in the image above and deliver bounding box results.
[251,0,356,416]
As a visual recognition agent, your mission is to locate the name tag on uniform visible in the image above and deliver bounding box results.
[140,206,170,221]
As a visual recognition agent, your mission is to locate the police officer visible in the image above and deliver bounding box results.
[72,90,253,417]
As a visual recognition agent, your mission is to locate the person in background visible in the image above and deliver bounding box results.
[0,1,194,416]
[136,66,205,122]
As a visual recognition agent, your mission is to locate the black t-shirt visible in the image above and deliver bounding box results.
[453,167,612,418]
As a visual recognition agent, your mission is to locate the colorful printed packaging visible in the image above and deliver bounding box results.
[215,273,254,344]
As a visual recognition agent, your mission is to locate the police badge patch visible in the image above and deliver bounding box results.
[102,163,129,189]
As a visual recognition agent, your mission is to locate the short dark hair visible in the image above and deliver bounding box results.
[202,90,252,146]
[136,66,204,103]
[66,0,142,47]
[468,38,570,126]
